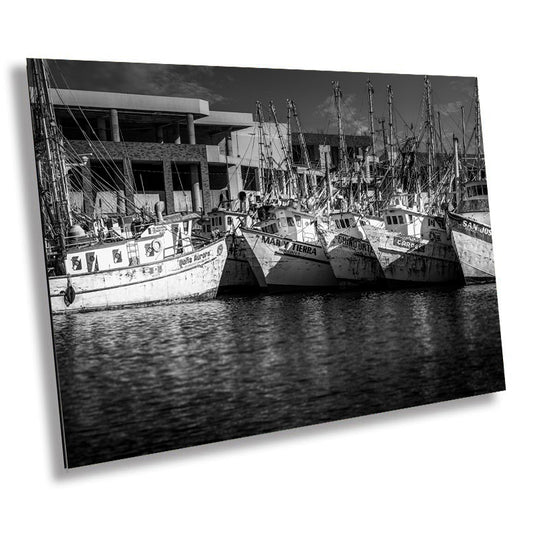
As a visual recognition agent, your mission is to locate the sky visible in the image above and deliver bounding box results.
[46,59,480,152]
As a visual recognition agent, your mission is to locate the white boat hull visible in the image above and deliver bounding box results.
[49,238,227,313]
[219,235,259,290]
[240,228,337,290]
[319,229,383,287]
[447,211,495,283]
[364,226,463,285]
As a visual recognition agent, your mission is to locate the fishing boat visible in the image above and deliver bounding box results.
[318,212,384,287]
[363,193,463,286]
[197,207,259,290]
[29,58,227,313]
[447,179,494,283]
[240,205,337,290]
[47,215,227,313]
[445,86,495,285]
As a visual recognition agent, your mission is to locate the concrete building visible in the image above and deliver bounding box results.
[53,88,369,216]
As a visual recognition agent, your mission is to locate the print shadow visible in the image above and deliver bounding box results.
[57,390,499,479]
[10,63,66,476]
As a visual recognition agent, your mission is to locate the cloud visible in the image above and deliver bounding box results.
[49,60,226,105]
[434,100,464,117]
[448,77,476,97]
[314,93,369,135]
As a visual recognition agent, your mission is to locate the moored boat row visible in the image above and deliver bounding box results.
[31,58,496,315]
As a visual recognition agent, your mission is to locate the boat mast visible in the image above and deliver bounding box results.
[453,135,461,208]
[332,81,349,175]
[367,80,376,163]
[381,118,388,161]
[367,80,378,211]
[256,101,266,196]
[460,105,467,158]
[437,111,444,155]
[288,99,311,197]
[286,100,292,171]
[387,84,395,187]
[269,101,295,197]
[29,58,73,252]
[424,76,436,202]
[474,79,483,180]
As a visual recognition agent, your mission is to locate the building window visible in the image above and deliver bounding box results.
[71,256,82,271]
[386,216,392,225]
[398,215,404,224]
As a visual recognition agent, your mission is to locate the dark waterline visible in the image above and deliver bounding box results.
[53,284,505,467]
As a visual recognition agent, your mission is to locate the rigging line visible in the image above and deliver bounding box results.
[48,124,140,215]
[48,61,130,184]
[68,165,122,214]
[170,161,191,212]
[47,74,126,188]
[61,132,140,215]
[48,62,137,199]
[240,128,258,190]
[67,160,134,214]
[46,87,137,203]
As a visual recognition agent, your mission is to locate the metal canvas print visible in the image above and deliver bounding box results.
[27,59,505,468]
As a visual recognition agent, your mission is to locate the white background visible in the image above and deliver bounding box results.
[1,2,532,531]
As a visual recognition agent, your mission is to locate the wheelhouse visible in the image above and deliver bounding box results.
[256,207,318,243]
[63,217,196,276]
[464,180,488,199]
[197,209,252,238]
[383,192,448,242]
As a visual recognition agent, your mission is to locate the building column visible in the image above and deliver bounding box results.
[81,160,94,215]
[156,125,164,143]
[97,117,107,141]
[110,109,120,142]
[163,159,176,214]
[187,113,196,144]
[123,158,135,215]
[227,165,243,200]
[190,164,202,212]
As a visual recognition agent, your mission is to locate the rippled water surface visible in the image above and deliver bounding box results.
[53,284,505,467]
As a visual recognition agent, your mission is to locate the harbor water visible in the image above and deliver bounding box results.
[53,284,505,467]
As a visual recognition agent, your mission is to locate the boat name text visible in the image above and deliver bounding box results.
[261,235,317,256]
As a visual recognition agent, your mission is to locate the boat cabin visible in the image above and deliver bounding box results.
[256,207,318,243]
[197,209,253,238]
[383,192,448,242]
[464,180,488,199]
[458,179,490,225]
[63,219,194,276]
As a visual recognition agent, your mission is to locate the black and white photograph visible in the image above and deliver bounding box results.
[28,58,505,468]
[5,2,533,532]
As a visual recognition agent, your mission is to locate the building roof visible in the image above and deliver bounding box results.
[50,88,210,117]
[195,110,254,129]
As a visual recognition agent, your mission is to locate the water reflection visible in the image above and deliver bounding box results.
[54,284,505,467]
